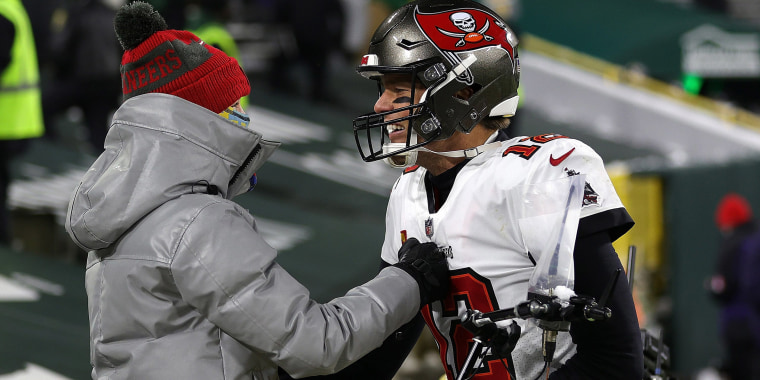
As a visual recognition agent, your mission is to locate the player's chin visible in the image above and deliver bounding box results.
[390,155,407,166]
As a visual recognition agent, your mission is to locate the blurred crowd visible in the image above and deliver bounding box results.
[23,0,350,155]
[6,0,760,225]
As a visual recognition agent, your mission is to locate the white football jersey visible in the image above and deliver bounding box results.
[380,134,630,380]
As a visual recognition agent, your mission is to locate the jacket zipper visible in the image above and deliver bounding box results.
[229,143,262,187]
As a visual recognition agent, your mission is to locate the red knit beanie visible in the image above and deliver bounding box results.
[114,1,249,113]
[715,193,753,230]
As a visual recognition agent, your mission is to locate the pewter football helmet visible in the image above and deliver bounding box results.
[353,0,520,166]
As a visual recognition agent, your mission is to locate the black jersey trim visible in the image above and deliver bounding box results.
[579,207,634,242]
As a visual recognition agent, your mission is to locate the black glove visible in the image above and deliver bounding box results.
[393,238,449,306]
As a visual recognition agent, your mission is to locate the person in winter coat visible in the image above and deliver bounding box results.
[64,3,449,379]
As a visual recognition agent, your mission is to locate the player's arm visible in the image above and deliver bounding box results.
[171,202,433,377]
[549,224,644,379]
[278,260,425,380]
[280,314,424,380]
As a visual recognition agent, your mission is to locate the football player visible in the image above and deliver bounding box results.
[341,0,644,379]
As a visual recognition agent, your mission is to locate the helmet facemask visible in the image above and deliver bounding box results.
[353,62,446,167]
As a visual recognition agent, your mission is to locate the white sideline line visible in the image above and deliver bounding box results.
[0,363,71,379]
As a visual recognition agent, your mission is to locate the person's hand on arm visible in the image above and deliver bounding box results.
[393,238,450,307]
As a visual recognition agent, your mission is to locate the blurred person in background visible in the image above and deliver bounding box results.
[184,0,238,58]
[269,0,345,103]
[0,0,45,245]
[693,0,729,14]
[20,0,59,70]
[291,1,643,379]
[142,0,186,28]
[708,193,760,379]
[65,3,449,379]
[185,0,248,109]
[42,0,123,153]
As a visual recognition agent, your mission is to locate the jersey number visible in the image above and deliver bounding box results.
[502,145,539,159]
[503,134,569,160]
[422,268,514,380]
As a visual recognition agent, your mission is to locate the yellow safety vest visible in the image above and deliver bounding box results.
[0,0,44,140]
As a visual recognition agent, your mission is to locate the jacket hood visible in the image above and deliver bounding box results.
[65,93,279,251]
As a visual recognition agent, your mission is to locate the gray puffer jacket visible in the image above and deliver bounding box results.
[65,93,420,380]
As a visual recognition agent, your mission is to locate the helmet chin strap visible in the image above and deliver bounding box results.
[418,141,502,158]
[384,131,503,168]
[383,131,418,168]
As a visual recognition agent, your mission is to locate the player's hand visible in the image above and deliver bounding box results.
[491,321,521,358]
[393,238,449,306]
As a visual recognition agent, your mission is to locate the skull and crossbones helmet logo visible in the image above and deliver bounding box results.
[438,11,494,47]
[451,12,476,32]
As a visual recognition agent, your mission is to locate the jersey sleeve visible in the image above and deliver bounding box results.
[526,137,634,241]
[380,211,399,265]
[380,175,408,265]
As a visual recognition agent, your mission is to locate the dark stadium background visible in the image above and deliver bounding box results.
[3,0,760,379]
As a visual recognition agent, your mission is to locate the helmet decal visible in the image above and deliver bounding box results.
[360,54,379,66]
[440,12,493,47]
[414,7,515,58]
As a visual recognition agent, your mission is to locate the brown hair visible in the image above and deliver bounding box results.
[481,115,511,131]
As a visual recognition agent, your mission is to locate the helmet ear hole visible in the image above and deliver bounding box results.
[455,86,475,101]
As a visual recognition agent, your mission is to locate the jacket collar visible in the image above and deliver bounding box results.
[65,93,280,251]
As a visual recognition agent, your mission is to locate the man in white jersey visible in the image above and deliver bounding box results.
[290,1,644,379]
